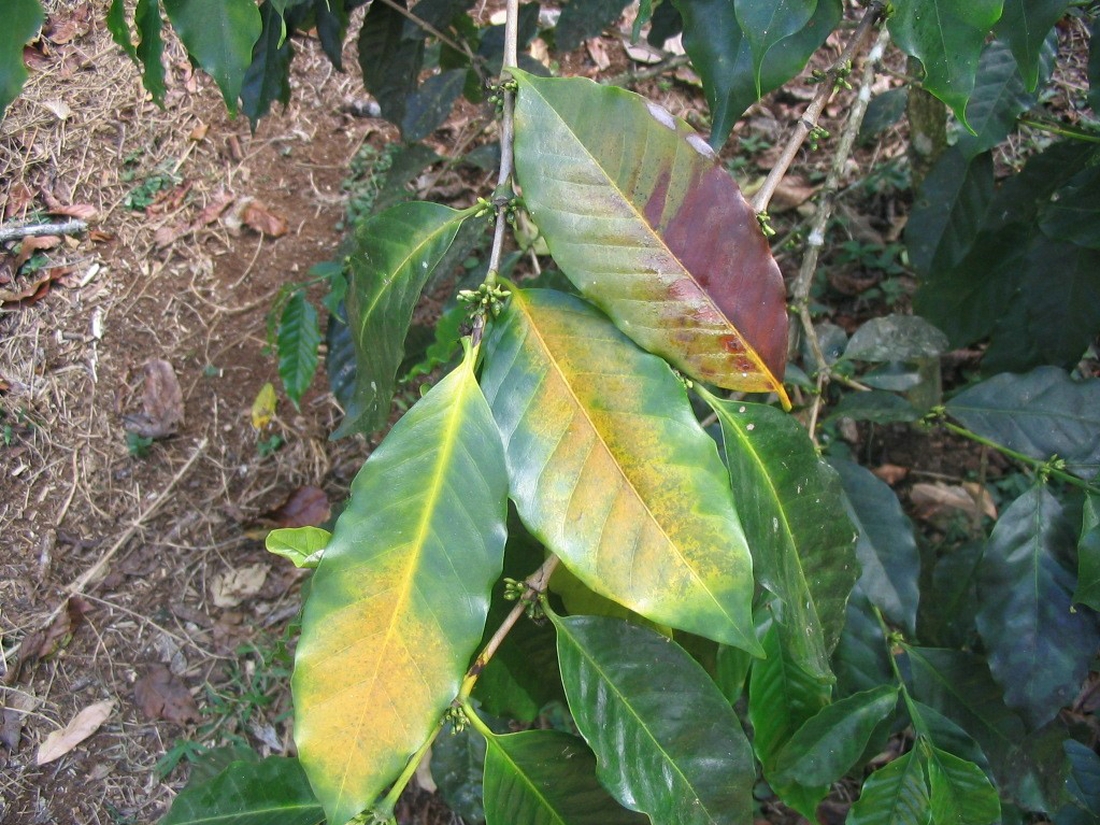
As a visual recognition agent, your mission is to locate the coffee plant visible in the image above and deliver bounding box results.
[5,0,1100,823]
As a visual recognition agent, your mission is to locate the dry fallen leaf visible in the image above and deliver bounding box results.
[123,359,185,439]
[10,596,88,679]
[14,234,61,270]
[41,99,73,121]
[36,699,114,765]
[1,691,39,752]
[211,563,270,608]
[266,486,331,528]
[586,38,611,70]
[911,481,997,526]
[871,463,909,486]
[47,202,97,220]
[133,665,200,725]
[242,200,288,237]
[251,382,277,430]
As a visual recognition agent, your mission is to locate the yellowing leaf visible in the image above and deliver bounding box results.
[292,342,508,825]
[480,288,761,654]
[251,382,277,430]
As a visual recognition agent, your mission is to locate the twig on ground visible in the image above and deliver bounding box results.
[750,2,887,216]
[0,220,88,244]
[792,26,891,439]
[604,53,691,87]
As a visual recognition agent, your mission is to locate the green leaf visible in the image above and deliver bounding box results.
[358,0,424,126]
[945,367,1100,481]
[887,0,1005,130]
[1065,739,1100,818]
[265,526,330,569]
[432,725,487,825]
[832,587,893,698]
[748,625,832,817]
[841,314,949,363]
[277,291,320,409]
[905,147,994,277]
[552,613,756,825]
[829,459,920,635]
[557,0,632,51]
[511,71,790,406]
[0,0,43,117]
[1075,492,1100,611]
[161,757,324,825]
[982,237,1100,374]
[372,144,441,215]
[242,1,294,127]
[134,0,167,105]
[772,685,899,788]
[859,87,908,143]
[403,304,465,381]
[675,0,839,150]
[1039,166,1100,250]
[480,288,760,653]
[926,745,1001,825]
[907,699,990,773]
[922,542,983,647]
[733,0,817,98]
[847,750,931,825]
[481,728,648,825]
[995,0,1070,91]
[957,38,1050,159]
[828,391,921,424]
[975,485,1100,728]
[310,0,348,70]
[108,0,137,61]
[162,0,261,115]
[402,69,465,142]
[700,394,858,679]
[292,343,508,825]
[333,201,470,438]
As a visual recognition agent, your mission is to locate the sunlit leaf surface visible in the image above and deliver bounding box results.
[293,345,507,825]
[480,288,760,653]
[512,71,789,406]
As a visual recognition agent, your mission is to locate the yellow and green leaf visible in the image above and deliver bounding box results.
[292,342,508,825]
[480,288,761,654]
[511,71,790,407]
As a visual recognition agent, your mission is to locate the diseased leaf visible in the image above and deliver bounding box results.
[700,394,858,679]
[829,459,920,636]
[358,0,424,125]
[1076,493,1100,611]
[242,1,294,126]
[926,745,1001,825]
[995,0,1070,91]
[906,147,994,277]
[293,344,507,825]
[481,728,648,825]
[975,485,1100,728]
[945,367,1100,480]
[557,0,632,51]
[1,0,44,116]
[277,291,320,409]
[957,38,1050,159]
[162,0,262,114]
[887,0,1005,130]
[733,0,818,98]
[676,0,839,150]
[1039,166,1100,250]
[512,71,790,406]
[773,685,899,788]
[847,750,931,825]
[480,288,760,653]
[334,201,471,438]
[552,613,756,825]
[748,625,832,819]
[162,757,324,825]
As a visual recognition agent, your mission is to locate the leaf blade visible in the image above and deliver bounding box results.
[733,0,818,98]
[277,291,320,409]
[0,0,43,117]
[162,757,324,825]
[292,344,508,825]
[552,613,757,825]
[512,71,789,405]
[479,288,760,653]
[847,750,932,825]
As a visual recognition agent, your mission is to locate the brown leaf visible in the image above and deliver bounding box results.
[871,463,909,485]
[14,235,61,270]
[211,563,269,608]
[48,202,97,220]
[189,122,210,142]
[1,691,39,752]
[122,359,184,439]
[36,699,114,765]
[0,266,70,305]
[586,38,610,70]
[242,200,288,237]
[11,596,87,678]
[265,485,330,528]
[23,45,52,72]
[911,481,997,526]
[133,665,200,725]
[192,191,235,228]
[3,182,36,220]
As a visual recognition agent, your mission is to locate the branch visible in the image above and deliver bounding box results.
[791,26,890,439]
[750,2,887,216]
[604,53,691,87]
[0,219,88,244]
[375,0,475,64]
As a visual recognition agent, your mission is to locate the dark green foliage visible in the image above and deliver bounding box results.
[242,1,294,127]
[162,757,323,824]
[358,0,425,125]
[556,0,632,51]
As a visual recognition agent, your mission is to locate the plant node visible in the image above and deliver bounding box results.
[756,211,776,237]
[502,577,526,601]
[444,705,470,733]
